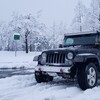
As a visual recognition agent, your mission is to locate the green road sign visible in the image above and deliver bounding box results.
[14,33,20,40]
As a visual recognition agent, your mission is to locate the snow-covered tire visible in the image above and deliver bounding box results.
[35,71,53,83]
[35,71,44,83]
[77,63,98,90]
[49,76,53,81]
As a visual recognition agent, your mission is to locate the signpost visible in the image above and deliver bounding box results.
[13,33,20,56]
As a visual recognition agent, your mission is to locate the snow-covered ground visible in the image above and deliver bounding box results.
[0,74,100,100]
[0,51,41,68]
[0,51,100,100]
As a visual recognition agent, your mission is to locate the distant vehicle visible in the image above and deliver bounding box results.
[34,31,100,90]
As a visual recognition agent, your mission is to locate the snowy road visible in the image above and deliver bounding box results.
[0,68,34,78]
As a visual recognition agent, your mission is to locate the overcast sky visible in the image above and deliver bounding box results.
[0,0,91,27]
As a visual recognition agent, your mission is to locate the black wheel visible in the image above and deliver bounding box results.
[35,71,44,83]
[49,76,53,81]
[35,71,53,83]
[77,63,98,90]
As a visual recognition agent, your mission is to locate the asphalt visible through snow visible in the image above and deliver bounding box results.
[0,68,34,78]
[1,67,100,88]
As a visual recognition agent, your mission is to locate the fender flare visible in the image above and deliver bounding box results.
[74,53,100,65]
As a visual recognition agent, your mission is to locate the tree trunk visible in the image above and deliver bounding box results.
[29,44,32,52]
[7,39,10,51]
[25,29,30,53]
[80,26,82,32]
[25,36,28,53]
[25,32,28,53]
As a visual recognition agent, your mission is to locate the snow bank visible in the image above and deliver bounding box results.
[0,51,41,68]
[0,75,100,100]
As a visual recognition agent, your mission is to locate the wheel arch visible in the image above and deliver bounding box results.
[74,53,100,71]
[72,55,100,77]
[86,57,100,72]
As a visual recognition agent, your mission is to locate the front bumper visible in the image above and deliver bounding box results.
[35,65,71,73]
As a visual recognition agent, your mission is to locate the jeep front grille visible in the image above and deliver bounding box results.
[46,53,66,64]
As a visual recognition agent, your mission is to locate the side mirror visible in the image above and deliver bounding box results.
[33,55,39,61]
[59,44,63,48]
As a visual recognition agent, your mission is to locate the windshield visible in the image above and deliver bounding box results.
[64,34,97,46]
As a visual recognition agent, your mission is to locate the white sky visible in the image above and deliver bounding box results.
[0,0,91,27]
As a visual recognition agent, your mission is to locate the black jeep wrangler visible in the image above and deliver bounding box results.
[34,31,100,90]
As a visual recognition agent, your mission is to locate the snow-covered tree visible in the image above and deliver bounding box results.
[0,23,13,51]
[84,0,100,31]
[9,13,46,53]
[48,22,67,49]
[71,0,87,32]
[0,13,67,51]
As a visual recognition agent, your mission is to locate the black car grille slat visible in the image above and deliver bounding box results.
[46,53,65,64]
[49,54,51,63]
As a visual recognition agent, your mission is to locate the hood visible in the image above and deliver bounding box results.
[43,46,98,55]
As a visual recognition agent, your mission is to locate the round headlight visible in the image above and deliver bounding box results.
[67,52,73,60]
[42,53,46,60]
[41,53,47,64]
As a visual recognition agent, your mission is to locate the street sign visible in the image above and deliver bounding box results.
[13,33,20,56]
[13,33,20,40]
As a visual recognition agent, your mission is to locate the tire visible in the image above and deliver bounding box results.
[35,71,53,83]
[35,71,43,83]
[77,63,98,90]
[49,76,53,81]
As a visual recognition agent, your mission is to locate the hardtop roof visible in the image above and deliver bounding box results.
[64,31,100,37]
